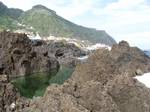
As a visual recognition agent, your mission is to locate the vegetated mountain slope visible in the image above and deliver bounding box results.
[0,2,23,30]
[20,5,116,45]
[0,2,116,45]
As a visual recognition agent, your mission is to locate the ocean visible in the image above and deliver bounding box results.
[144,50,150,57]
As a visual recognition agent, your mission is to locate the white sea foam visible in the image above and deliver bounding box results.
[29,33,42,40]
[77,55,89,60]
[86,43,111,51]
[134,72,150,88]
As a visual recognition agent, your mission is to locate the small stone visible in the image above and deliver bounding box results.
[136,69,143,75]
[0,75,7,82]
[10,102,16,109]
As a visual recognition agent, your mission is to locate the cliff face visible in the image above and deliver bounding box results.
[0,31,60,112]
[0,31,88,111]
[21,41,150,112]
[0,31,59,78]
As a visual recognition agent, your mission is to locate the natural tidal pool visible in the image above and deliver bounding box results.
[11,66,74,98]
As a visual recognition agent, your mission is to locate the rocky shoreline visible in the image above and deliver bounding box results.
[23,41,150,112]
[0,31,150,112]
[0,31,87,112]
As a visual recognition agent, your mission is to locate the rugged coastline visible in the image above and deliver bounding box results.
[0,31,150,112]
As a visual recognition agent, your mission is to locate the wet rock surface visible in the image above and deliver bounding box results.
[22,41,150,112]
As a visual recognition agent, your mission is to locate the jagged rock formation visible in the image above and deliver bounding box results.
[0,31,59,79]
[71,41,150,85]
[0,31,87,112]
[0,31,59,112]
[0,75,29,112]
[33,41,87,67]
[107,75,150,112]
[22,41,150,112]
[0,31,150,112]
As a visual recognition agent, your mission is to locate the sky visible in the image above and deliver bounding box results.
[1,0,150,49]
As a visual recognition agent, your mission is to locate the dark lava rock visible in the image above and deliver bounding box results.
[0,76,29,112]
[1,31,150,112]
[31,39,47,46]
[0,31,59,79]
[71,41,150,85]
[23,82,120,112]
[0,31,59,112]
[107,75,150,112]
[22,41,150,112]
[33,41,87,67]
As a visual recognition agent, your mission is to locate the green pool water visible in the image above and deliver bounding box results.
[12,66,74,98]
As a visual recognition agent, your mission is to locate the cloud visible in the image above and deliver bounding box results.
[105,0,144,10]
[1,0,95,19]
[49,0,95,19]
[89,0,150,49]
[115,32,150,49]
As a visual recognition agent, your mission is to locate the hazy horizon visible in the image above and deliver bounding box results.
[1,0,150,50]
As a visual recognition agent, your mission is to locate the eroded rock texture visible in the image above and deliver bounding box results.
[33,41,87,67]
[23,41,150,112]
[0,31,60,112]
[0,31,59,79]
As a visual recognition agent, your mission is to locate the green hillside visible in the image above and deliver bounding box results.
[0,2,23,30]
[0,2,116,45]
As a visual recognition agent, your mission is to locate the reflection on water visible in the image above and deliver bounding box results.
[12,66,74,98]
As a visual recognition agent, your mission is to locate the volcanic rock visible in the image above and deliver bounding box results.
[71,41,150,85]
[0,31,59,79]
[107,75,150,112]
[33,41,87,67]
[0,31,59,112]
[22,41,150,112]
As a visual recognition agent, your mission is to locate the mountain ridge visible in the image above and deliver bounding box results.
[0,1,23,19]
[0,2,116,46]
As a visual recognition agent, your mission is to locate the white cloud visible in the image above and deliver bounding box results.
[1,0,95,19]
[106,0,144,10]
[115,32,150,49]
[90,0,150,49]
[49,0,94,19]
